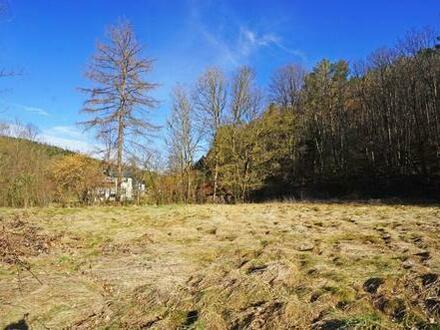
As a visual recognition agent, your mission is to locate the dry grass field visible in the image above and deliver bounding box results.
[0,203,439,329]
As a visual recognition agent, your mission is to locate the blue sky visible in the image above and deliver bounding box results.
[0,0,439,153]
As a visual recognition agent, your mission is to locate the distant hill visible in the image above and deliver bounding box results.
[0,135,75,158]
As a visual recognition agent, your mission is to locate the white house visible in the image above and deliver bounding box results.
[96,174,145,202]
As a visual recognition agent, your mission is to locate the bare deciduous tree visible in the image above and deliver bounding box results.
[230,66,262,124]
[269,64,306,110]
[79,20,158,201]
[167,85,202,202]
[223,65,263,201]
[194,67,227,201]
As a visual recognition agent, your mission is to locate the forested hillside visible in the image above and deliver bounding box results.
[0,124,104,207]
[0,136,72,158]
[165,30,440,202]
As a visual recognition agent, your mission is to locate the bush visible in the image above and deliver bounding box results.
[50,154,104,205]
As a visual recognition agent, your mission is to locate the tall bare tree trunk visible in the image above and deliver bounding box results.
[116,112,124,201]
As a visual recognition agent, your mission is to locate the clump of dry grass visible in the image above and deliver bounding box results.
[0,213,56,264]
[0,203,439,329]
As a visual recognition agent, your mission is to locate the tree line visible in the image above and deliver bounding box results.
[0,21,439,206]
[164,28,440,202]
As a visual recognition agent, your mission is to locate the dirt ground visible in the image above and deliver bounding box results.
[0,203,439,329]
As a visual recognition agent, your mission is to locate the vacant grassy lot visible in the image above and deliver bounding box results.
[0,203,439,329]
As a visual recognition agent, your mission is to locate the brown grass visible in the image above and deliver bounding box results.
[0,202,439,329]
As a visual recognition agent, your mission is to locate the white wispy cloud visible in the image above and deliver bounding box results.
[272,43,308,62]
[239,26,308,62]
[199,28,240,66]
[40,134,95,153]
[196,25,277,67]
[240,27,280,47]
[40,125,98,154]
[238,27,280,56]
[4,102,50,116]
[187,0,307,68]
[2,122,102,155]
[43,125,85,139]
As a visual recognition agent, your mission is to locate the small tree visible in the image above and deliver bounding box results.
[50,154,104,204]
[79,20,158,201]
[213,105,298,201]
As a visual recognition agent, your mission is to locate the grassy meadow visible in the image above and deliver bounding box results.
[0,203,439,329]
